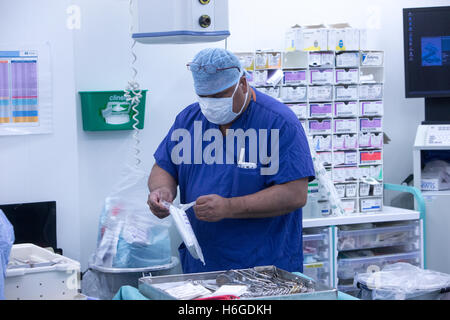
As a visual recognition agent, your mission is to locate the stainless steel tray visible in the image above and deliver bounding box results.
[138,265,338,300]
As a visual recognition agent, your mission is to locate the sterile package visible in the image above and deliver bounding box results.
[355,262,450,300]
[421,160,450,191]
[163,201,205,265]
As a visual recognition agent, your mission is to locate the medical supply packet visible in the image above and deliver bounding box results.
[163,201,205,265]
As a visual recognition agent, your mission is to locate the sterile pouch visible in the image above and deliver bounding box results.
[163,201,205,265]
[0,210,14,300]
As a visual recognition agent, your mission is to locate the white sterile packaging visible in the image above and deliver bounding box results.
[163,201,205,265]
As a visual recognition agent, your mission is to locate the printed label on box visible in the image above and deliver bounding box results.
[359,84,383,100]
[267,53,282,69]
[341,199,356,213]
[333,135,345,150]
[373,184,383,196]
[313,135,332,151]
[335,184,346,198]
[359,183,370,196]
[345,183,357,197]
[370,133,383,148]
[360,118,382,132]
[254,70,268,85]
[255,53,268,69]
[334,102,358,117]
[335,69,358,84]
[317,152,332,165]
[361,52,383,66]
[344,134,358,149]
[335,86,358,100]
[359,133,371,147]
[309,86,333,101]
[334,151,345,165]
[334,119,357,133]
[361,101,383,116]
[336,52,359,67]
[310,103,332,117]
[360,198,382,212]
[360,151,382,163]
[310,69,333,84]
[309,120,332,133]
[345,151,358,165]
[284,70,307,85]
[288,103,308,118]
[283,86,307,101]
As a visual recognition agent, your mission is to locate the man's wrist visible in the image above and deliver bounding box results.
[152,186,175,201]
[226,197,246,219]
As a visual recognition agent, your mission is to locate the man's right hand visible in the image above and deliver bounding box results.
[148,187,174,219]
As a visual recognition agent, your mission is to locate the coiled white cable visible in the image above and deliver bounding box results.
[124,0,143,168]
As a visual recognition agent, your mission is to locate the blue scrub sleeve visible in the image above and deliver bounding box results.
[265,121,315,186]
[153,122,179,183]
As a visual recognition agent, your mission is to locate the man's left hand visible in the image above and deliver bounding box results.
[194,194,232,222]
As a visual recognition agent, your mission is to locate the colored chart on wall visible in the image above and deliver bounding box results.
[0,44,52,135]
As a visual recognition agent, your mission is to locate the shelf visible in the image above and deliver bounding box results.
[303,205,420,228]
[421,190,450,197]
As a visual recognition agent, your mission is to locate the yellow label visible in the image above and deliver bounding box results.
[305,262,324,268]
[13,116,38,123]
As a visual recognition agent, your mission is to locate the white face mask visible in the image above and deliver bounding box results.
[197,80,249,125]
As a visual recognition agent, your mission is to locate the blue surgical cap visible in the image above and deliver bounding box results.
[190,48,243,96]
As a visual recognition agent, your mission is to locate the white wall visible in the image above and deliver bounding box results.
[2,0,449,270]
[0,0,80,260]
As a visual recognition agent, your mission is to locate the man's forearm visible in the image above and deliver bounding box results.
[227,178,308,219]
[148,163,177,200]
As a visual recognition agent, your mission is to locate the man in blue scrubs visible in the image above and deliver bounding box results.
[148,48,315,274]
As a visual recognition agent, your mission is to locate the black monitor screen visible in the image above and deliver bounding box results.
[403,6,450,97]
[0,201,57,250]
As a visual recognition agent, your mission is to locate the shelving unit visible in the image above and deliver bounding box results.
[236,49,385,215]
[236,50,425,298]
[302,205,423,297]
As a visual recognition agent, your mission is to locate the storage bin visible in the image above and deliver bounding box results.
[337,251,421,281]
[5,244,81,300]
[303,229,330,262]
[79,90,147,131]
[81,257,179,300]
[303,261,331,287]
[337,221,420,251]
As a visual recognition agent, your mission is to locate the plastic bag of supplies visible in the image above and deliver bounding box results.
[91,166,172,268]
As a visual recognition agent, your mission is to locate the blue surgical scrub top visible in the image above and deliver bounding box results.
[154,88,315,274]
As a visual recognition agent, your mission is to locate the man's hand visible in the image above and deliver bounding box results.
[194,194,232,222]
[148,187,174,219]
